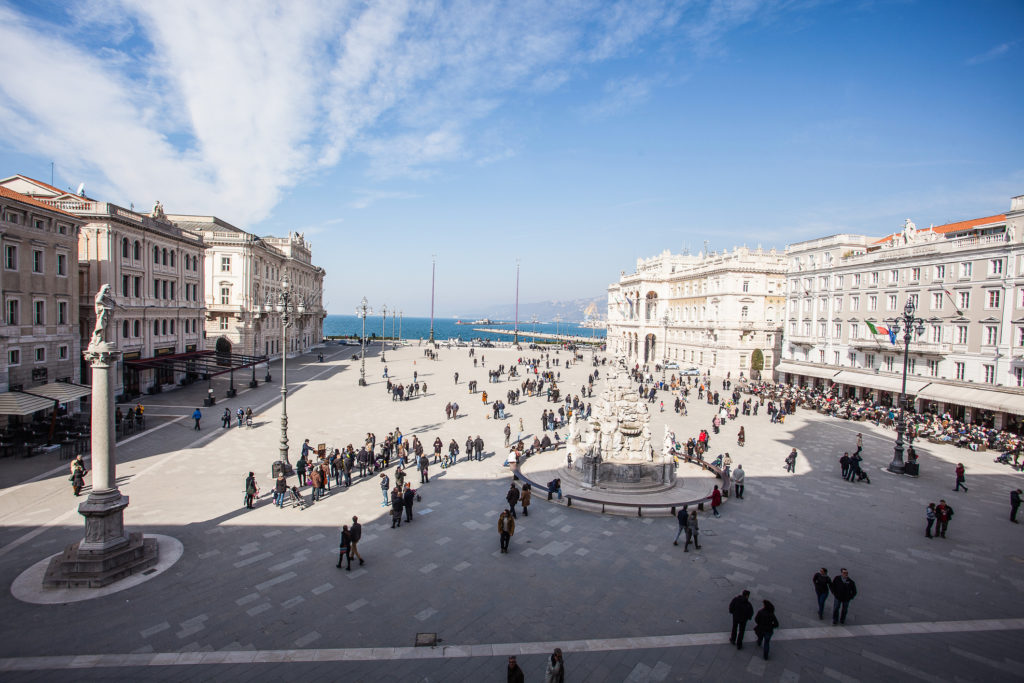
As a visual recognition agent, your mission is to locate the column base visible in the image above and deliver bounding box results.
[42,532,159,589]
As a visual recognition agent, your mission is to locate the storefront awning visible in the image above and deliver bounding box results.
[0,391,56,416]
[26,382,92,403]
[774,362,840,381]
[918,384,1024,415]
[832,370,930,395]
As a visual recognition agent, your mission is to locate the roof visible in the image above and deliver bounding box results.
[0,186,81,219]
[872,214,1006,245]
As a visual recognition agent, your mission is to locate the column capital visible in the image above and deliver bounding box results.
[84,342,122,368]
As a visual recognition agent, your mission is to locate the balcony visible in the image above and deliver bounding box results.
[785,335,817,346]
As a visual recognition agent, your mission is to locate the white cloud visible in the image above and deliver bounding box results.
[966,41,1017,66]
[0,0,785,224]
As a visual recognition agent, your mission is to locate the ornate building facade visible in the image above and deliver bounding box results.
[0,187,83,392]
[167,215,325,360]
[606,247,787,378]
[1,175,207,397]
[779,194,1024,429]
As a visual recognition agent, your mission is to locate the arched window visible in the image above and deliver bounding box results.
[161,320,167,335]
[162,248,168,265]
[122,320,129,338]
[121,237,129,258]
[170,319,175,334]
[153,320,159,336]
[133,320,140,337]
[170,251,176,267]
[154,245,160,263]
[133,241,141,260]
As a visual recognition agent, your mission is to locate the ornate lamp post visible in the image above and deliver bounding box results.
[399,309,403,343]
[885,299,926,474]
[264,275,305,474]
[662,313,670,383]
[380,304,388,361]
[356,296,371,386]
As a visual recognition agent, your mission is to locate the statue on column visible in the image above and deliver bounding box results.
[89,284,114,350]
[151,200,165,219]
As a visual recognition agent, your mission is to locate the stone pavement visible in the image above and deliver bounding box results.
[1,342,1023,682]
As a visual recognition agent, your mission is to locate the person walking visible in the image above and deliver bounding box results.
[954,463,968,492]
[544,647,565,683]
[69,455,87,497]
[711,485,722,517]
[839,452,851,479]
[379,472,390,506]
[831,568,857,625]
[498,509,515,553]
[754,600,780,661]
[673,505,689,546]
[507,655,524,683]
[296,453,308,487]
[349,516,365,565]
[420,454,430,483]
[737,426,745,447]
[192,407,202,430]
[733,464,745,499]
[520,483,531,517]
[1012,489,1022,523]
[403,483,415,522]
[504,423,512,447]
[728,590,754,649]
[925,502,936,538]
[506,482,520,519]
[274,473,287,508]
[812,568,830,620]
[337,524,352,570]
[222,407,231,429]
[785,448,797,473]
[935,499,954,538]
[686,509,701,550]
[244,472,257,509]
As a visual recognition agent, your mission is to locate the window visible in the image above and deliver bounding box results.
[34,347,45,362]
[1017,368,1024,388]
[133,241,141,260]
[221,287,230,305]
[911,267,921,281]
[955,362,966,380]
[4,245,16,270]
[931,325,942,343]
[960,262,973,278]
[220,256,231,272]
[834,296,842,311]
[162,280,168,299]
[154,245,160,263]
[32,250,43,273]
[122,275,130,297]
[56,253,66,276]
[985,326,999,345]
[8,349,19,366]
[837,275,844,288]
[834,351,840,365]
[907,358,916,374]
[851,323,859,339]
[890,269,899,283]
[169,282,175,300]
[958,291,970,309]
[819,350,826,363]
[871,272,879,285]
[154,320,159,336]
[154,278,159,297]
[170,320,175,334]
[853,273,862,286]
[134,277,141,297]
[742,280,749,293]
[58,345,68,360]
[935,264,945,280]
[984,365,995,384]
[990,259,1004,275]
[956,325,968,344]
[818,322,827,337]
[219,317,229,330]
[122,238,129,258]
[6,299,18,325]
[133,320,140,337]
[851,296,860,311]
[162,248,168,266]
[988,290,1001,308]
[885,356,894,372]
[58,302,67,325]
[161,320,168,335]
[932,293,943,310]
[868,295,878,311]
[834,323,842,337]
[170,251,175,267]
[122,320,129,338]
[740,306,748,319]
[887,295,897,310]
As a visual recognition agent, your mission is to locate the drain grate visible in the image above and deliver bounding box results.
[415,633,438,647]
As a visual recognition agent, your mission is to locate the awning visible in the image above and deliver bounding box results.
[832,370,930,394]
[26,382,92,403]
[918,384,1024,415]
[774,362,840,381]
[0,392,57,416]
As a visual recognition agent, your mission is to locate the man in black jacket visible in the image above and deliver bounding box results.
[506,482,520,518]
[728,590,754,649]
[813,568,830,620]
[349,516,364,566]
[831,568,857,625]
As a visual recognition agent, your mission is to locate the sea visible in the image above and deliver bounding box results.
[323,315,605,343]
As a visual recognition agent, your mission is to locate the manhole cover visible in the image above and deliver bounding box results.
[415,633,437,647]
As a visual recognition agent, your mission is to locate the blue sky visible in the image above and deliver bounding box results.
[1,0,1022,316]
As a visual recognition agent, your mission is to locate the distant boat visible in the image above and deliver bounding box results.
[456,318,493,325]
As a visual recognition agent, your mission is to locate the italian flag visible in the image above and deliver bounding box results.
[865,321,889,336]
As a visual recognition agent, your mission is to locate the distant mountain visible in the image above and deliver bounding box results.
[460,297,604,323]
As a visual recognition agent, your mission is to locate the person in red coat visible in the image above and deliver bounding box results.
[711,484,722,517]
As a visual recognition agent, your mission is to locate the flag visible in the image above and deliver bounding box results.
[865,321,889,336]
[887,329,897,345]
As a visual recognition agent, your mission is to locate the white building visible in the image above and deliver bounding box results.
[167,215,326,360]
[778,194,1024,429]
[607,247,787,378]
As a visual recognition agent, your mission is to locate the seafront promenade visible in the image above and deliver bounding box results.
[0,341,1022,681]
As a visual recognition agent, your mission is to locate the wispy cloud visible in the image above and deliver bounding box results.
[349,190,422,210]
[966,40,1017,66]
[0,0,788,224]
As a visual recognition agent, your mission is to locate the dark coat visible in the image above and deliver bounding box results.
[831,576,857,602]
[507,486,520,506]
[729,595,754,622]
[754,608,779,636]
[350,522,362,542]
[404,489,415,507]
[813,572,830,596]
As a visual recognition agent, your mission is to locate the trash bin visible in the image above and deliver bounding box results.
[272,460,288,478]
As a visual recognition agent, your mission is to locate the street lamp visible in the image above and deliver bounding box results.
[264,274,305,474]
[885,299,926,475]
[399,310,403,343]
[380,304,388,361]
[661,313,670,384]
[356,296,372,386]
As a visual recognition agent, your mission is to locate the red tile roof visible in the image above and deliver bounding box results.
[872,214,1006,245]
[6,173,67,196]
[0,186,81,218]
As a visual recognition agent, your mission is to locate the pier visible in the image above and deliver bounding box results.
[473,327,603,345]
